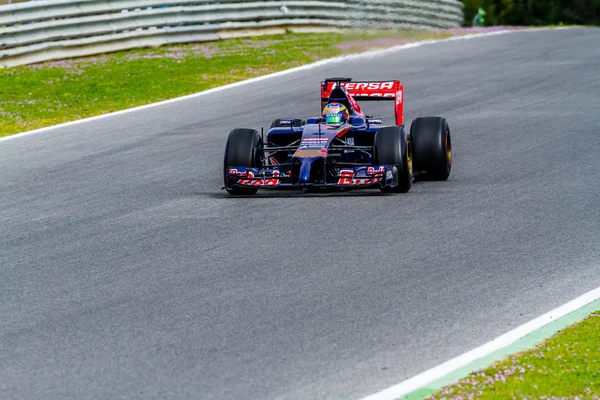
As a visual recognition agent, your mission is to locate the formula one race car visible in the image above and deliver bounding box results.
[223,77,452,195]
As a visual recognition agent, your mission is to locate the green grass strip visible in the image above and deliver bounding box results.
[405,302,600,400]
[0,27,521,137]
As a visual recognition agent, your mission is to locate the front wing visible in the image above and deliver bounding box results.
[225,165,397,190]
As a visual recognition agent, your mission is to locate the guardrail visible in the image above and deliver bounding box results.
[0,1,35,5]
[0,0,464,68]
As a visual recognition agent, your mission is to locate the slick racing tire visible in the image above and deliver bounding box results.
[223,128,262,195]
[374,126,412,193]
[411,117,452,181]
[269,119,304,129]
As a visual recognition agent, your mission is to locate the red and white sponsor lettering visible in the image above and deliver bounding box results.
[367,166,385,176]
[320,79,404,127]
[338,167,384,185]
[324,81,398,98]
[228,168,246,177]
[357,93,396,98]
[238,170,280,186]
[338,169,356,185]
[337,82,395,90]
[396,90,403,105]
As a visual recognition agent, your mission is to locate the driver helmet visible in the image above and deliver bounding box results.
[322,102,349,125]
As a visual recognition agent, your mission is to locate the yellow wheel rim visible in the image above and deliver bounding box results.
[445,129,452,166]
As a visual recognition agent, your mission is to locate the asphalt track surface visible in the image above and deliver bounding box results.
[1,28,599,400]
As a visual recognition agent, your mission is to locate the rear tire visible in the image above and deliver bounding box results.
[411,117,452,181]
[374,126,412,193]
[270,119,304,129]
[223,128,262,195]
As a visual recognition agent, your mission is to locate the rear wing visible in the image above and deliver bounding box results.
[320,77,404,125]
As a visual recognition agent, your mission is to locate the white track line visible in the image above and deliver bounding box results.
[0,28,550,143]
[361,285,600,400]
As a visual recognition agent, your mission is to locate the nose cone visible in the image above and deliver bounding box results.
[294,153,327,184]
[298,158,312,183]
[293,123,334,183]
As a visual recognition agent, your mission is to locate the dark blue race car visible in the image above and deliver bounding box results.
[223,77,452,195]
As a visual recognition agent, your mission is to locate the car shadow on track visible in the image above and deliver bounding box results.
[200,190,392,199]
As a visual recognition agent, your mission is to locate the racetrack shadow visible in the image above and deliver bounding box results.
[198,190,392,199]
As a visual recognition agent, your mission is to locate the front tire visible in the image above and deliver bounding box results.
[223,128,262,195]
[411,117,452,181]
[374,126,412,193]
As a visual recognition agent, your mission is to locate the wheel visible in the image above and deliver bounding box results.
[223,128,262,195]
[411,117,452,181]
[374,126,412,193]
[269,119,304,129]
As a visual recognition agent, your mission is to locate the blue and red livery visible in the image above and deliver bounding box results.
[223,77,452,195]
